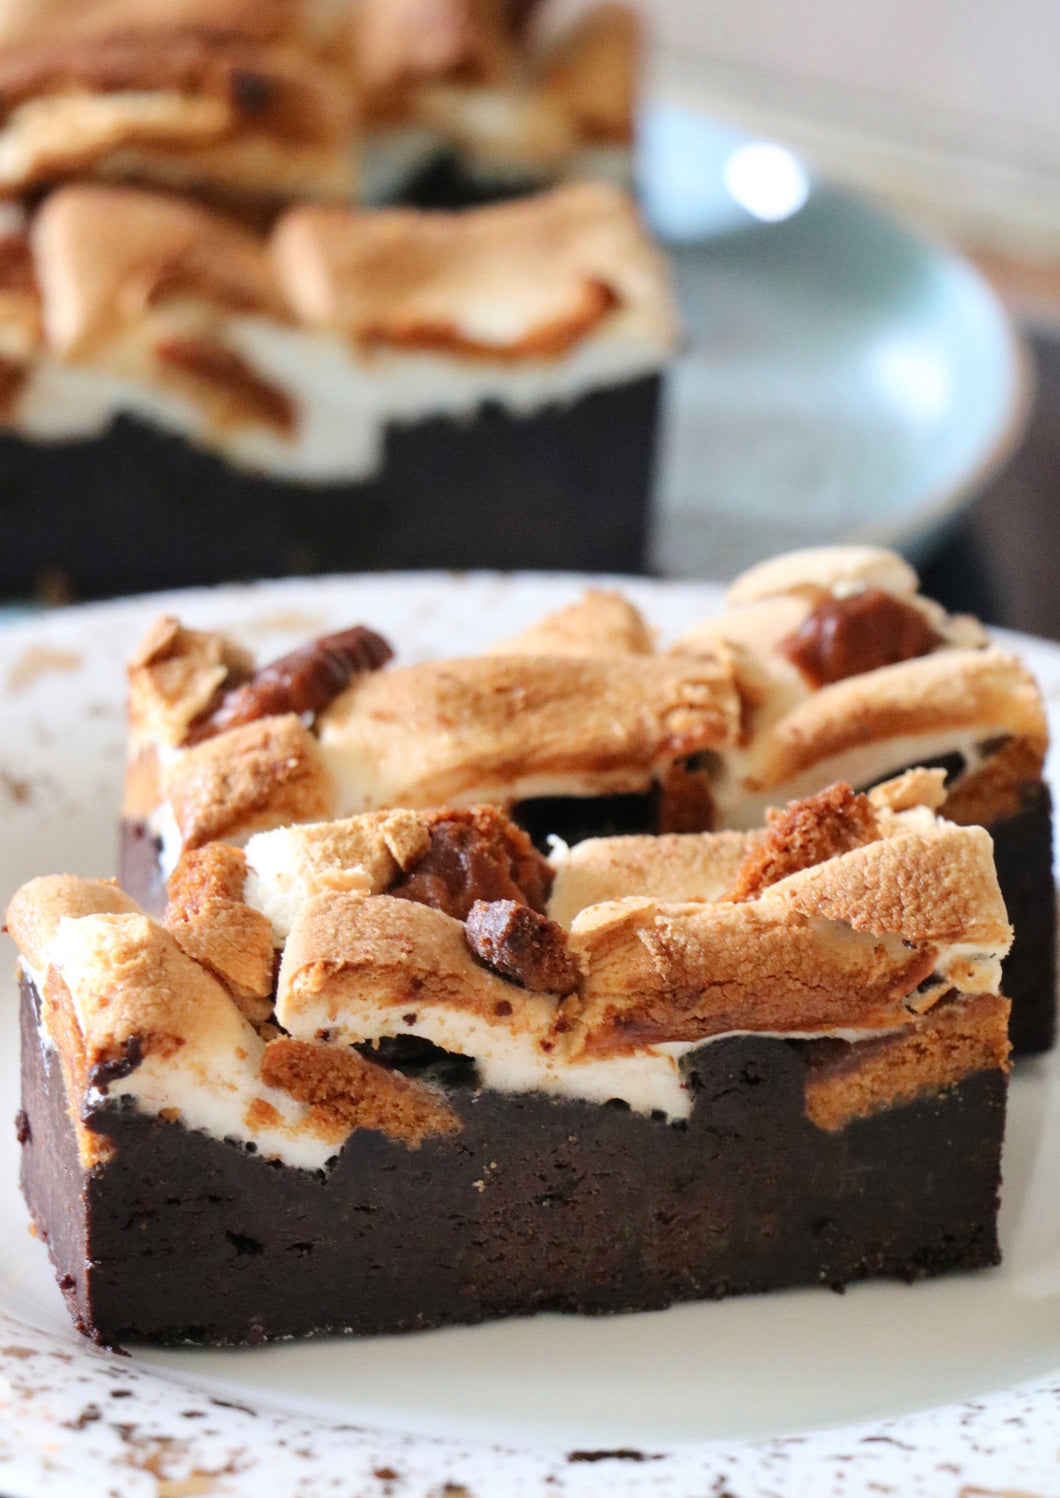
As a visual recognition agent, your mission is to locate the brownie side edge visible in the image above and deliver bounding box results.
[0,374,661,598]
[18,969,1006,1347]
[990,779,1057,1054]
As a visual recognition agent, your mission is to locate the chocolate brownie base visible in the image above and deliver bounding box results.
[19,974,1005,1347]
[0,375,660,599]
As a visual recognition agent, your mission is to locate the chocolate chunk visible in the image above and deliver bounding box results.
[187,625,393,742]
[389,806,553,920]
[778,589,941,688]
[14,1109,30,1145]
[88,1036,144,1092]
[464,900,579,994]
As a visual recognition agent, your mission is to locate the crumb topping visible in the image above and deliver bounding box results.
[260,1036,460,1147]
[726,783,879,901]
[7,775,1015,1159]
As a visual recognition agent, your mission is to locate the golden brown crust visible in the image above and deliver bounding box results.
[0,91,234,196]
[317,650,739,808]
[537,3,640,146]
[163,712,334,849]
[0,0,312,49]
[740,649,1047,793]
[726,545,920,607]
[6,874,139,972]
[725,783,879,902]
[804,991,1011,1132]
[352,0,518,101]
[165,843,275,1021]
[0,27,356,197]
[40,909,257,1089]
[245,809,428,911]
[127,614,252,752]
[548,827,760,929]
[866,766,949,814]
[271,182,677,358]
[486,589,654,658]
[33,185,285,356]
[568,896,938,1055]
[277,890,560,1034]
[154,334,296,435]
[767,824,1010,949]
[260,1036,460,1147]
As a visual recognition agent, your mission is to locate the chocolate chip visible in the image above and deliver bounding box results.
[231,68,272,113]
[187,625,393,742]
[14,1109,29,1144]
[88,1035,144,1091]
[464,901,579,995]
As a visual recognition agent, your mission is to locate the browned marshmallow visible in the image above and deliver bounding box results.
[271,182,676,359]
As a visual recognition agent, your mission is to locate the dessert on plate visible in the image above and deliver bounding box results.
[7,774,1012,1345]
[0,177,675,595]
[122,544,1055,1053]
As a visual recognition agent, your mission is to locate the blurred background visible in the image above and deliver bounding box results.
[3,0,1060,635]
[631,0,1060,636]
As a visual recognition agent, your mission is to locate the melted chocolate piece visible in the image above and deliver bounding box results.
[464,899,579,994]
[87,1036,144,1092]
[389,807,552,920]
[187,624,393,742]
[779,589,941,688]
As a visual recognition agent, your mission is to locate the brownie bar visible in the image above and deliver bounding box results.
[0,374,660,598]
[18,973,1005,1346]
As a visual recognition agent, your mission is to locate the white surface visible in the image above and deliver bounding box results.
[1,572,1060,1495]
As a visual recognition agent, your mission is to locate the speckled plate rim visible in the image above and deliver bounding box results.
[1,572,1060,1498]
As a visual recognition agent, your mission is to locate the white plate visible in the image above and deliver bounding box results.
[2,573,1060,1497]
[644,104,1029,579]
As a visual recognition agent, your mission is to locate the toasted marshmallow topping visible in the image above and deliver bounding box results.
[0,180,675,480]
[317,650,739,812]
[7,773,1014,1161]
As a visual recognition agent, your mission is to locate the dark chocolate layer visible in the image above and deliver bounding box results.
[19,974,1005,1347]
[989,779,1056,1054]
[0,375,660,599]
